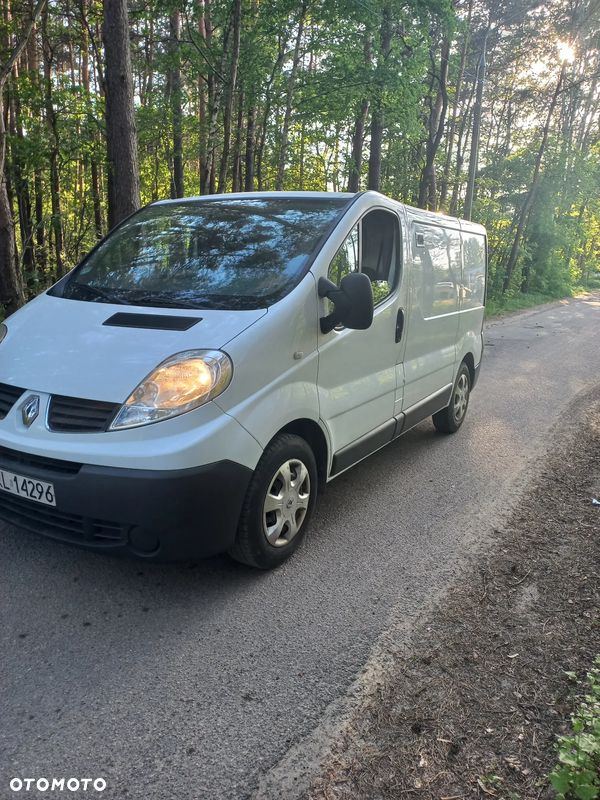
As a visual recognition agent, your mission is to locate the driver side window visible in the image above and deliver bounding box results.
[327,224,359,313]
[327,210,399,312]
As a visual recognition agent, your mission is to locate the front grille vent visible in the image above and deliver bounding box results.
[0,492,125,544]
[47,395,120,433]
[0,446,82,476]
[0,383,25,420]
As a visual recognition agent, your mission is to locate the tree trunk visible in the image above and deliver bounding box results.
[463,28,489,221]
[102,0,141,229]
[81,0,103,238]
[244,106,257,191]
[232,90,244,192]
[42,9,64,279]
[418,36,450,210]
[0,0,47,313]
[347,33,372,193]
[28,14,46,277]
[202,4,233,195]
[197,1,210,190]
[142,7,154,104]
[449,80,475,216]
[368,6,392,192]
[218,0,242,193]
[0,95,24,314]
[8,64,35,274]
[256,36,287,190]
[440,1,472,210]
[169,10,184,198]
[503,65,565,292]
[347,99,370,193]
[276,1,307,191]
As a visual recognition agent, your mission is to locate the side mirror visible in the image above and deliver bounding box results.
[318,273,374,334]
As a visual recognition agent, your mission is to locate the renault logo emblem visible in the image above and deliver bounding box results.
[21,395,40,427]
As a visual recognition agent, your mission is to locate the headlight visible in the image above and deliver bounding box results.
[0,323,6,344]
[109,350,233,430]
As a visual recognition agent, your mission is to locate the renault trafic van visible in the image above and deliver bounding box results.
[0,191,486,568]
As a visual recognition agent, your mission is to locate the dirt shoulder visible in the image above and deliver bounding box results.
[301,395,600,800]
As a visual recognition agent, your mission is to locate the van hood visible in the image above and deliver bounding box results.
[0,295,267,403]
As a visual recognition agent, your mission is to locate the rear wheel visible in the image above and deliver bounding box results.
[228,433,317,569]
[432,362,471,434]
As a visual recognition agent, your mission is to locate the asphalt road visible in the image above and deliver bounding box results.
[2,295,600,800]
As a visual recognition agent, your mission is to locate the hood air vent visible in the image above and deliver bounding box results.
[103,313,202,331]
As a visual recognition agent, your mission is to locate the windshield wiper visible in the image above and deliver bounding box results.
[68,282,128,305]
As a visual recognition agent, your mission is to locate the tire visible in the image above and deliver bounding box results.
[228,433,318,569]
[432,362,471,434]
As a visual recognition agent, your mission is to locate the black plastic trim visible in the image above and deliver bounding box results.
[103,312,202,331]
[393,412,405,439]
[331,418,396,477]
[0,446,82,475]
[47,395,121,433]
[0,458,253,561]
[403,384,453,433]
[0,383,25,420]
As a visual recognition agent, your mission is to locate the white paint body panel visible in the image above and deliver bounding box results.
[0,293,266,403]
[402,212,461,409]
[214,272,326,449]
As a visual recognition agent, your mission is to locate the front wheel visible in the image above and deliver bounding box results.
[228,433,317,569]
[432,362,471,434]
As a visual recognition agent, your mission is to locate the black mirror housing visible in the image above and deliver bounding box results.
[319,273,374,334]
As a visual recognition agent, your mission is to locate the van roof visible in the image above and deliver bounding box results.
[152,191,486,235]
[152,191,356,204]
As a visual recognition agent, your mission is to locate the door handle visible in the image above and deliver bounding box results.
[395,308,405,343]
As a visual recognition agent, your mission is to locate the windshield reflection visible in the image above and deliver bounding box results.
[60,198,350,311]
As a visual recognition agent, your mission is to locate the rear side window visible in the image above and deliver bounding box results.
[413,224,460,318]
[327,209,400,307]
[461,232,486,309]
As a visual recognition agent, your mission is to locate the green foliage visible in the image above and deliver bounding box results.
[549,657,600,800]
[2,0,600,314]
[484,291,567,318]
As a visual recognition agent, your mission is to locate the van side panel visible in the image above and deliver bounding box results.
[214,272,328,452]
[401,215,461,410]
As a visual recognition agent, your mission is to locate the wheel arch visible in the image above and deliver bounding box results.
[278,418,329,490]
[461,351,475,386]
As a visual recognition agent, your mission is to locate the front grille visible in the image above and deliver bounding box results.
[0,491,125,544]
[0,383,25,420]
[47,395,120,433]
[0,446,82,475]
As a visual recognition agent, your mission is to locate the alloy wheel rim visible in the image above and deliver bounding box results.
[453,373,469,422]
[262,459,310,547]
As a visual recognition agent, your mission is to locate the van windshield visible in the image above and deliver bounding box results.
[58,197,350,310]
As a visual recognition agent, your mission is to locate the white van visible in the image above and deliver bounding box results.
[0,191,486,568]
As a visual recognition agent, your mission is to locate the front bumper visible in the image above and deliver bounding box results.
[0,446,252,560]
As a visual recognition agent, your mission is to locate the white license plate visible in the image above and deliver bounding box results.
[0,469,56,506]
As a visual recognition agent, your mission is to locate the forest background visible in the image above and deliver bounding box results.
[0,0,599,318]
